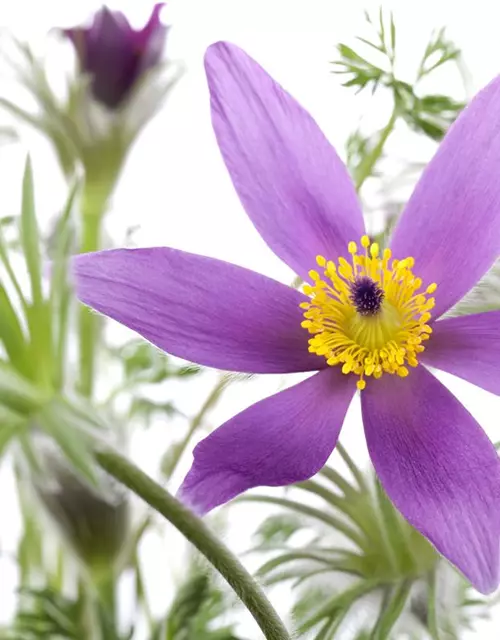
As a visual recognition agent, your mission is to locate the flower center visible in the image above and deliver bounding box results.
[300,235,437,391]
[349,276,385,316]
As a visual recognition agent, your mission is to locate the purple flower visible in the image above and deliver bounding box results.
[72,43,500,593]
[63,4,167,109]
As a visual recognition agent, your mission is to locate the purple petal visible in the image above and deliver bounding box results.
[82,7,136,108]
[390,75,500,318]
[205,42,365,280]
[62,28,91,68]
[179,368,356,514]
[422,311,500,395]
[135,3,168,72]
[362,366,500,594]
[72,247,323,374]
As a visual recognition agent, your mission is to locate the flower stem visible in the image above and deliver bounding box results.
[94,571,116,627]
[354,109,398,192]
[77,188,104,398]
[95,448,291,640]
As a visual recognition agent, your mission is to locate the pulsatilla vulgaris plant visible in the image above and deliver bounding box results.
[73,42,500,594]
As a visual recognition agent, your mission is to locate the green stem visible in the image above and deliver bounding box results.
[77,192,104,398]
[94,572,116,626]
[426,569,441,640]
[78,578,102,640]
[95,449,290,640]
[134,550,154,629]
[355,109,398,192]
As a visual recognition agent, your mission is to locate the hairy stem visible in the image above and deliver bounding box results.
[95,448,290,640]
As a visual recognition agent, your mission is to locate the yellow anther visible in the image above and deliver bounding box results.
[316,255,326,267]
[361,235,370,248]
[342,362,352,374]
[348,242,357,254]
[383,248,392,261]
[309,270,320,281]
[397,367,409,378]
[357,379,366,391]
[426,283,437,294]
[370,243,379,258]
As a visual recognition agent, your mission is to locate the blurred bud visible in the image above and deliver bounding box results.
[63,4,167,109]
[0,5,181,220]
[33,437,129,577]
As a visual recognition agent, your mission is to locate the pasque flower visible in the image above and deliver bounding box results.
[63,4,167,109]
[73,43,500,593]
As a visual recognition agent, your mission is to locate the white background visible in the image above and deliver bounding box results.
[1,0,500,637]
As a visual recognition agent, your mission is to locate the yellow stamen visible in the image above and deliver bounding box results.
[301,237,437,391]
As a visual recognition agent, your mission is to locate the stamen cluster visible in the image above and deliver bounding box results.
[300,236,437,390]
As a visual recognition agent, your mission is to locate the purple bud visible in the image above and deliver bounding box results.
[63,4,168,109]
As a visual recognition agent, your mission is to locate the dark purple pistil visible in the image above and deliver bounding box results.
[350,276,385,316]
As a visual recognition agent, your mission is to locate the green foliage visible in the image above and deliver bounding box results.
[118,341,200,384]
[6,588,84,640]
[104,340,202,428]
[333,9,465,189]
[251,514,303,550]
[446,259,500,317]
[159,570,244,640]
[416,27,461,80]
[245,451,492,638]
[0,160,110,485]
[2,587,132,640]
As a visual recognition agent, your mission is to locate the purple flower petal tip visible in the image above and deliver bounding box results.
[390,74,500,317]
[203,40,364,281]
[178,369,356,514]
[363,367,500,594]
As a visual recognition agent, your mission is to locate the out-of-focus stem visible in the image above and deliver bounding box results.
[77,187,104,398]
